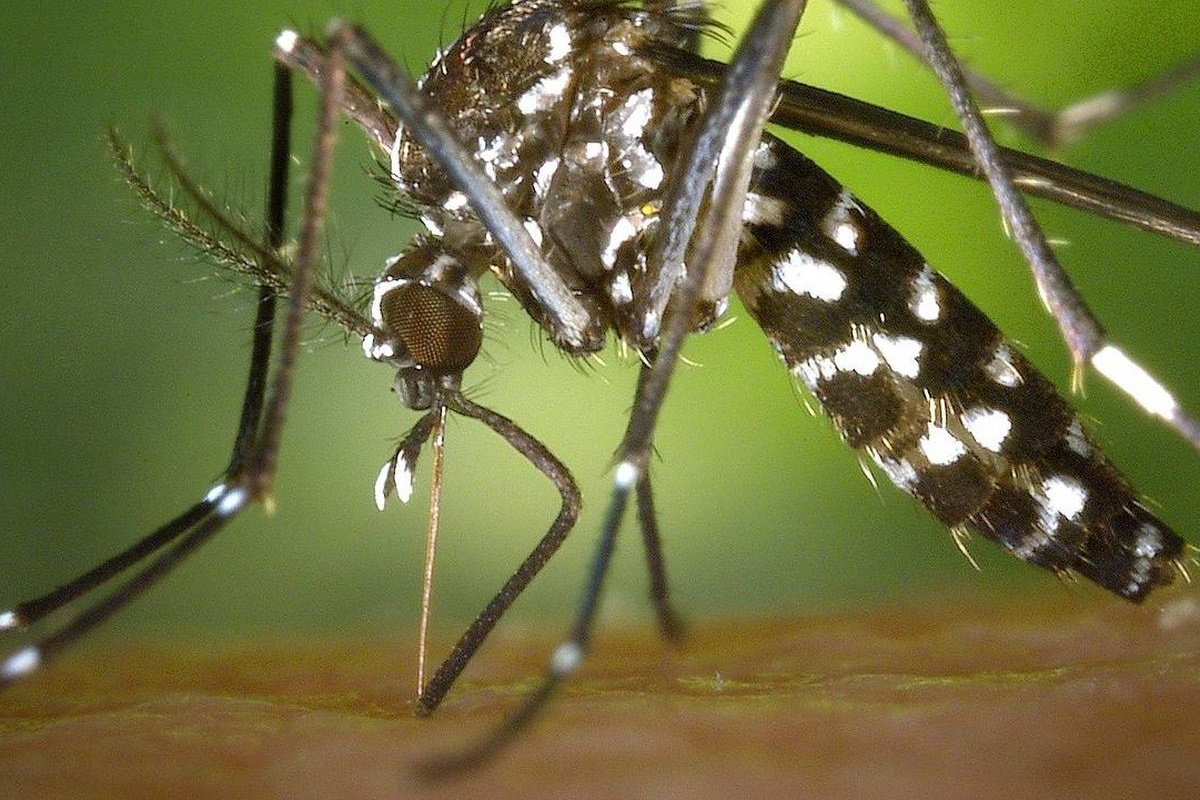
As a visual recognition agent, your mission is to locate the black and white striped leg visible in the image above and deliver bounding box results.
[900,0,1200,450]
[0,55,339,683]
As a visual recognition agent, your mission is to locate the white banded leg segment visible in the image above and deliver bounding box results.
[201,483,249,518]
[1091,344,1180,422]
[614,460,639,490]
[1,645,41,681]
[550,641,584,678]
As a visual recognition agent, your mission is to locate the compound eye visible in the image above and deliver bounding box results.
[379,282,482,374]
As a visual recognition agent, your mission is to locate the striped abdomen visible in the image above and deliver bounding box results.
[733,135,1184,601]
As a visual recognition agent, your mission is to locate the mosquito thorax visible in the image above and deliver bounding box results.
[363,241,484,411]
[386,0,706,353]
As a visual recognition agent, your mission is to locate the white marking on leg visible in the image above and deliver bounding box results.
[2,646,41,680]
[871,333,923,379]
[550,641,584,677]
[203,483,227,504]
[772,250,847,302]
[215,487,248,517]
[275,29,299,54]
[961,406,1013,453]
[909,265,942,322]
[0,610,18,631]
[918,423,966,466]
[1092,344,1179,421]
[614,460,639,489]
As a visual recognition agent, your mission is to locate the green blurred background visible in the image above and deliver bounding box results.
[1,0,1197,650]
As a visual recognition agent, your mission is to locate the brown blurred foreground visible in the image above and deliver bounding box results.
[1,591,1198,800]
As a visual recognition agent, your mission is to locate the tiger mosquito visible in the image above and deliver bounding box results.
[2,0,1199,773]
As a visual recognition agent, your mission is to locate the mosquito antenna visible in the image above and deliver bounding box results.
[901,0,1200,450]
[417,403,449,693]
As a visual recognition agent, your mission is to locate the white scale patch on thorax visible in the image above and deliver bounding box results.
[534,156,561,197]
[545,22,572,63]
[616,88,654,138]
[602,215,639,270]
[517,66,572,115]
[610,271,633,305]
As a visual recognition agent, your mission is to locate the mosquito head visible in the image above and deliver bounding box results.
[363,242,483,411]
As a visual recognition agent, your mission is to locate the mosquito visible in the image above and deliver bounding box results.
[2,0,1198,775]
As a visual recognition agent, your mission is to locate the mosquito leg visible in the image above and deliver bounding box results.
[636,465,684,642]
[0,63,308,682]
[414,0,808,775]
[901,0,1200,450]
[415,392,581,716]
[246,46,343,501]
[629,359,684,642]
[834,0,1200,148]
[652,47,1200,245]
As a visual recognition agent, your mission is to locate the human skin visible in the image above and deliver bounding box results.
[1,592,1197,800]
